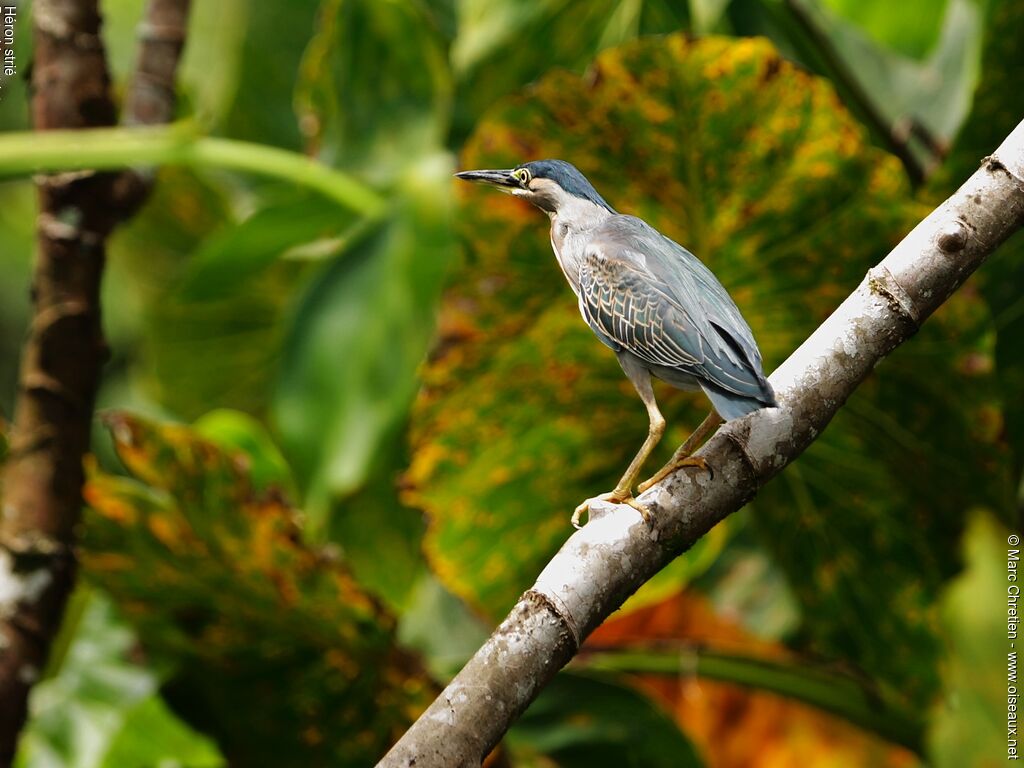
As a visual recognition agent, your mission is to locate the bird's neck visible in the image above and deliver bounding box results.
[548,193,613,226]
[548,198,612,296]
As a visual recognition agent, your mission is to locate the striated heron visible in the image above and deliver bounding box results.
[456,159,776,527]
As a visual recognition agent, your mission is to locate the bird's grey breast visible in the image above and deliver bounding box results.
[549,221,592,297]
[548,196,614,297]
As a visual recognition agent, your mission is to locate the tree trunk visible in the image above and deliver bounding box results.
[0,1,190,760]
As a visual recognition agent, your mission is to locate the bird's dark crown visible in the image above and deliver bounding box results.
[519,159,614,212]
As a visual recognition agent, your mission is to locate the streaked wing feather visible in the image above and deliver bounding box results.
[579,256,700,368]
[578,217,773,403]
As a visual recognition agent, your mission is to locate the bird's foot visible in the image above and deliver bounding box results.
[571,489,651,529]
[637,455,712,494]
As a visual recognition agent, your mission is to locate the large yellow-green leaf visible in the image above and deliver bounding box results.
[451,0,689,139]
[82,413,432,767]
[407,34,1006,704]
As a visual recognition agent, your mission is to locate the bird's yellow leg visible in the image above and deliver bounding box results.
[572,372,664,528]
[637,410,721,493]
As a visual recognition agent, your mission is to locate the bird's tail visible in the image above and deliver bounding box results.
[701,380,777,421]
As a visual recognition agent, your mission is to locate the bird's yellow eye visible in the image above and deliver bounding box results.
[513,168,532,185]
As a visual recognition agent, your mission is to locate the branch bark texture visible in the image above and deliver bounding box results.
[378,120,1024,768]
[0,0,190,759]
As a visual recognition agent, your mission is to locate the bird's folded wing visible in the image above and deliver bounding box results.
[578,240,769,401]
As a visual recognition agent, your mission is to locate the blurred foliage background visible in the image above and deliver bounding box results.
[0,0,1021,765]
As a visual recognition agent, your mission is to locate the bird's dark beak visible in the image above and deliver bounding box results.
[454,169,518,189]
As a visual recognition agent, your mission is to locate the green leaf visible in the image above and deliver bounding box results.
[82,413,434,767]
[272,154,454,526]
[690,0,732,33]
[14,590,224,768]
[192,408,297,497]
[142,194,348,419]
[104,167,232,353]
[98,167,234,452]
[397,575,491,679]
[325,453,429,611]
[178,0,249,129]
[219,0,321,150]
[0,181,36,410]
[295,0,453,179]
[507,672,703,767]
[143,260,306,420]
[740,0,981,182]
[774,0,983,143]
[693,508,801,641]
[927,511,1010,765]
[820,0,949,59]
[932,0,1024,185]
[101,695,225,768]
[176,198,361,302]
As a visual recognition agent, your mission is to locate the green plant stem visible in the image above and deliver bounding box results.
[0,125,386,215]
[579,648,924,754]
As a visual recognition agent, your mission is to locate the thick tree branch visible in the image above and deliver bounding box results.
[124,0,190,127]
[378,120,1024,767]
[115,0,191,213]
[0,0,190,760]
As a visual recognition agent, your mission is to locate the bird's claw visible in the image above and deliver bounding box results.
[571,490,651,529]
[637,455,713,494]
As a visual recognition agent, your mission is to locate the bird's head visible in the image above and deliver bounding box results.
[455,159,614,216]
